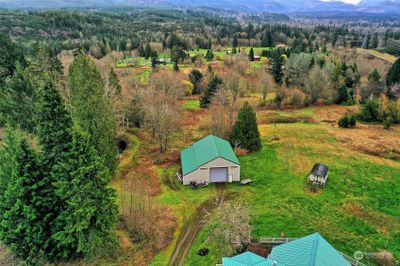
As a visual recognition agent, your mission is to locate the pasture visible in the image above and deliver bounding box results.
[113,103,400,265]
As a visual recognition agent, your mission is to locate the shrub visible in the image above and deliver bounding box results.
[358,98,379,122]
[336,85,353,105]
[338,113,356,128]
[274,88,287,107]
[383,116,393,130]
[288,88,307,106]
[182,80,194,96]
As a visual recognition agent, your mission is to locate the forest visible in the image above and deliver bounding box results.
[0,5,400,266]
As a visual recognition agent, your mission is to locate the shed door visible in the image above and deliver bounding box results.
[210,167,229,183]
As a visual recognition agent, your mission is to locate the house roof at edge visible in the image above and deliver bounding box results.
[269,232,350,266]
[222,251,282,266]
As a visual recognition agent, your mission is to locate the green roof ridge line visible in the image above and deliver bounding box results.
[309,233,319,266]
[210,135,221,159]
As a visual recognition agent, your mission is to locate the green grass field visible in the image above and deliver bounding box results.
[178,123,400,265]
[182,99,200,111]
[116,57,151,68]
[146,115,400,265]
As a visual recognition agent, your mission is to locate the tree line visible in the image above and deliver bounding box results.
[0,33,119,265]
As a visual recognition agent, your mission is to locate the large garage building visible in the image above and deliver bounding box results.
[180,135,240,185]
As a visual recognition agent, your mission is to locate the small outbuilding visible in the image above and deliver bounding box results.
[308,163,329,187]
[180,135,240,185]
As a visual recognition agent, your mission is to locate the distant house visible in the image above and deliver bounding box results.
[180,135,240,185]
[221,251,281,266]
[269,232,350,266]
[308,164,329,187]
[254,55,261,61]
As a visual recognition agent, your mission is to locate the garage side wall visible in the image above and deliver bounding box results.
[182,157,240,185]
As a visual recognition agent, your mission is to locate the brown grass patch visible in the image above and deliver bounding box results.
[235,148,249,156]
[116,230,133,250]
[341,203,399,235]
[313,105,358,123]
[135,158,162,196]
[328,123,400,161]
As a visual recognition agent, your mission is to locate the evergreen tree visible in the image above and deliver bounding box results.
[261,30,273,47]
[108,68,122,97]
[387,57,400,87]
[270,51,284,84]
[336,85,352,105]
[0,33,25,85]
[144,43,152,59]
[35,80,73,261]
[248,47,255,61]
[189,69,203,94]
[230,102,261,152]
[68,54,118,174]
[173,61,179,72]
[205,49,214,61]
[200,75,223,108]
[232,34,238,49]
[36,80,73,169]
[0,129,46,265]
[0,64,39,133]
[52,128,117,260]
[359,98,379,122]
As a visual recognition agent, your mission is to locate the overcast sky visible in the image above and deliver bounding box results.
[322,0,362,4]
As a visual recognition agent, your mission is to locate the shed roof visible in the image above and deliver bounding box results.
[180,135,240,175]
[310,164,328,178]
[223,251,280,266]
[269,232,350,266]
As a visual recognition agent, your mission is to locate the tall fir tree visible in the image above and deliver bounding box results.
[36,80,73,169]
[200,75,223,108]
[248,47,255,61]
[270,51,284,84]
[35,80,74,259]
[0,64,39,132]
[0,129,46,265]
[68,54,118,174]
[387,57,400,87]
[0,33,25,85]
[189,69,203,94]
[230,102,261,152]
[51,128,117,261]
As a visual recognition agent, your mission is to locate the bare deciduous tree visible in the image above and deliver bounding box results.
[304,66,331,104]
[121,179,176,250]
[140,71,184,153]
[260,70,275,102]
[210,87,232,138]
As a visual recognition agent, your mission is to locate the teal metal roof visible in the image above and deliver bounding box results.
[222,251,280,266]
[180,135,240,175]
[269,232,351,266]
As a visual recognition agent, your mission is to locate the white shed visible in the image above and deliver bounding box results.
[180,135,240,185]
[308,163,329,187]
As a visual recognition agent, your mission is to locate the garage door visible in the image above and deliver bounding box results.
[210,167,229,183]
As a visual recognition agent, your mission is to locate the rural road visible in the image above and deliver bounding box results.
[168,184,231,266]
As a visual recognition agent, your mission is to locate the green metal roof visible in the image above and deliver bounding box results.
[269,232,351,266]
[222,251,280,266]
[180,135,240,175]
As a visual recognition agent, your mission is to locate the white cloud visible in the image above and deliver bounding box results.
[321,0,362,5]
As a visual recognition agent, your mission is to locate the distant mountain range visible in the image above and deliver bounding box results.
[0,0,399,13]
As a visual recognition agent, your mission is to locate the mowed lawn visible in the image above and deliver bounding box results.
[185,123,400,265]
